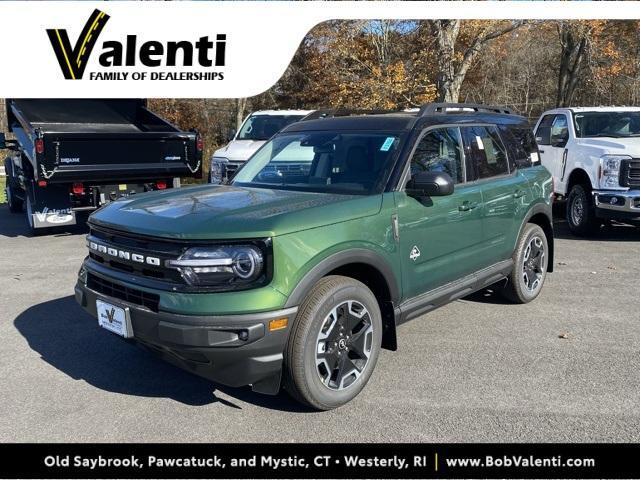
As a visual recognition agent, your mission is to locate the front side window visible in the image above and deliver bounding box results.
[462,126,509,180]
[233,132,402,195]
[573,111,640,138]
[237,115,306,141]
[535,114,556,145]
[410,128,465,184]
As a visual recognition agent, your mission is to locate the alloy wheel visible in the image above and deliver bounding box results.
[315,300,373,391]
[522,236,545,292]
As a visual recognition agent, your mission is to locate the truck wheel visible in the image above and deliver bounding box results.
[284,275,382,410]
[501,223,549,304]
[4,159,23,213]
[566,184,599,236]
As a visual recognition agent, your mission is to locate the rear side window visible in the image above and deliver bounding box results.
[535,114,555,145]
[461,126,509,180]
[498,125,539,169]
[410,127,465,184]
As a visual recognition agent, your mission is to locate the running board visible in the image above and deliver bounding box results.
[396,259,513,325]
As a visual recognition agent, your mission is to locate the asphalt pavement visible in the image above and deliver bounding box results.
[1,205,639,442]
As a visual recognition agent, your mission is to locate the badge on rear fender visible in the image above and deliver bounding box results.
[410,246,421,261]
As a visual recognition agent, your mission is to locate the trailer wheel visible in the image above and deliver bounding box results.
[4,158,23,213]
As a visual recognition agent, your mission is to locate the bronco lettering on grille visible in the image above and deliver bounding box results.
[89,241,161,266]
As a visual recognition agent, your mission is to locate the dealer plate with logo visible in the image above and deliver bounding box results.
[96,299,132,338]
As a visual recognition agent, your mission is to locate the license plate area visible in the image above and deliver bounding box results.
[96,299,133,338]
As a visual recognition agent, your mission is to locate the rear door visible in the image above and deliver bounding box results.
[461,125,524,265]
[395,126,485,300]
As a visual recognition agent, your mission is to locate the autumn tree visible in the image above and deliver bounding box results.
[429,20,525,103]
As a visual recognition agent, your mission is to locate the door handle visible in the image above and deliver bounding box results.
[459,201,479,212]
[513,190,526,199]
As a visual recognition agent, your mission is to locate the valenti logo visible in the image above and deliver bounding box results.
[46,9,226,81]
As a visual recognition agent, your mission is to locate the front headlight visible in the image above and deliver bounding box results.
[599,155,629,189]
[210,157,228,184]
[166,245,264,287]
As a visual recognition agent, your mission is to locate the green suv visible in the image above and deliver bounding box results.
[75,103,554,410]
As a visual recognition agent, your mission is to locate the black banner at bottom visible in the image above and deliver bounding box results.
[0,443,638,479]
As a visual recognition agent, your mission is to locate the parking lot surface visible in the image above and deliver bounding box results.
[1,205,639,442]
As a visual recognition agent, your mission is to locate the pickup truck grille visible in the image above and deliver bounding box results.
[222,161,243,181]
[621,159,640,188]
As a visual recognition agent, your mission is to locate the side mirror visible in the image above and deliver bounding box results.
[406,171,455,198]
[550,134,568,148]
[0,133,5,149]
[226,128,236,142]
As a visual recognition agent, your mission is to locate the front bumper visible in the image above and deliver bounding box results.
[75,276,297,395]
[593,189,640,222]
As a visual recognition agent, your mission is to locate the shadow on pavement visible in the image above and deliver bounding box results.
[14,295,309,412]
[552,201,640,242]
[0,205,90,238]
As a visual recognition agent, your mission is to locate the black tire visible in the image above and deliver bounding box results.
[501,223,549,304]
[284,275,382,410]
[4,158,23,213]
[566,184,599,236]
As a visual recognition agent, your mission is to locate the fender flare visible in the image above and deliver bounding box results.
[283,248,400,309]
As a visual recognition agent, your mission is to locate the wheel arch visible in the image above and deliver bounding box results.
[284,249,400,351]
[517,203,555,273]
[566,168,593,193]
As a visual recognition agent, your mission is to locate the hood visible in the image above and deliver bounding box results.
[89,184,383,240]
[575,137,640,157]
[213,139,267,163]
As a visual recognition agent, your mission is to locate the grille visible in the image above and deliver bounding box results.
[88,227,185,285]
[621,159,640,188]
[223,162,243,181]
[87,273,160,311]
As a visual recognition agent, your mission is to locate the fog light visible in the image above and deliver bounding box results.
[238,330,249,341]
[269,318,288,331]
[611,197,618,205]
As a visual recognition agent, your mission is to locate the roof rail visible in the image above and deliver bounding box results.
[300,108,397,121]
[418,103,513,116]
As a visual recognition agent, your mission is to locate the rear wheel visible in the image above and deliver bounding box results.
[501,223,549,304]
[284,276,382,410]
[566,184,599,236]
[4,159,23,213]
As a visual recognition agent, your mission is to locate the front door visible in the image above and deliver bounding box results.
[536,113,569,192]
[395,127,485,301]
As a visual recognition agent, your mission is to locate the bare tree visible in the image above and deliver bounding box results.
[431,20,525,103]
[556,22,589,107]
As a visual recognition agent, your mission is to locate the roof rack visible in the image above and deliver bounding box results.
[300,108,398,121]
[417,103,513,116]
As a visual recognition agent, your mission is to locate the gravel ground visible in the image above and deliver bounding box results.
[0,204,639,442]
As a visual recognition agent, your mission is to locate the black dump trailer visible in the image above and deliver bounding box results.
[1,99,202,233]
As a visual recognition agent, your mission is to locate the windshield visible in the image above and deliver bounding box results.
[237,115,306,141]
[232,131,402,195]
[573,111,640,138]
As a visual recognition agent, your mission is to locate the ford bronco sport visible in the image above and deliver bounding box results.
[75,103,554,410]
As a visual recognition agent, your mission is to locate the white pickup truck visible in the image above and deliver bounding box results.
[534,107,640,235]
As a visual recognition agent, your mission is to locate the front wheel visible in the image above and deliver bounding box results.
[566,184,599,236]
[501,223,549,304]
[284,276,382,410]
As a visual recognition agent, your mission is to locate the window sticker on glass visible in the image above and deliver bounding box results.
[475,136,485,150]
[380,137,395,152]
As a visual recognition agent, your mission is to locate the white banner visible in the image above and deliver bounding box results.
[1,1,639,98]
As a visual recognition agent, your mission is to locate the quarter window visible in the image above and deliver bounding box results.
[462,126,509,179]
[410,127,465,184]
